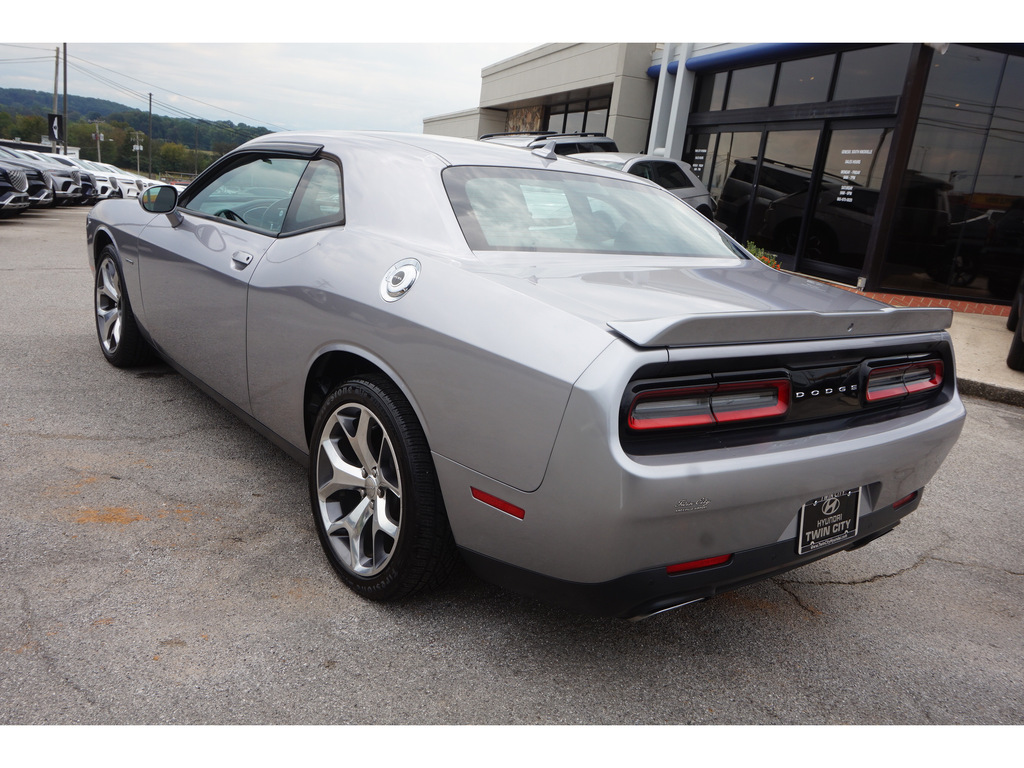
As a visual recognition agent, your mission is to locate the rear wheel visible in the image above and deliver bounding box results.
[309,375,457,601]
[94,246,154,367]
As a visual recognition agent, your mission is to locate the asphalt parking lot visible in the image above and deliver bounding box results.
[1,206,1022,726]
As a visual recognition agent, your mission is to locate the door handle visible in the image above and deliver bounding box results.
[232,251,254,269]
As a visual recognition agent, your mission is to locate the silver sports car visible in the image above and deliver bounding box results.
[86,131,965,619]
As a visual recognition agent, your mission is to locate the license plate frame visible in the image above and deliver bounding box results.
[798,488,861,555]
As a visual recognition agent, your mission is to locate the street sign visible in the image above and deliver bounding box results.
[48,114,64,143]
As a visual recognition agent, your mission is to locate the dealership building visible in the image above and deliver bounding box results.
[425,43,1024,307]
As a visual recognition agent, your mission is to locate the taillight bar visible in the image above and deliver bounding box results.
[628,378,790,431]
[865,360,943,403]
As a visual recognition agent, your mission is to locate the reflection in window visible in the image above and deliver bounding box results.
[183,155,309,234]
[291,160,343,230]
[881,46,1023,299]
[692,71,727,112]
[706,131,762,237]
[545,97,611,134]
[774,55,834,106]
[444,166,741,257]
[726,64,774,110]
[833,44,912,101]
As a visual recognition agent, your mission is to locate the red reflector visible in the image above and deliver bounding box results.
[892,491,918,510]
[666,553,731,575]
[471,487,525,519]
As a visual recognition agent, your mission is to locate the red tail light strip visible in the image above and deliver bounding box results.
[865,360,943,403]
[629,379,790,431]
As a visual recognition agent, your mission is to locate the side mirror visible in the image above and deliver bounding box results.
[139,184,178,214]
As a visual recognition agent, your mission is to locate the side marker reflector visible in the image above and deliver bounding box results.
[471,487,525,520]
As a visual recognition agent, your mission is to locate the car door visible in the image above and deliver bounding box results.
[137,152,310,411]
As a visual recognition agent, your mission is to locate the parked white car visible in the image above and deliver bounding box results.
[570,152,717,219]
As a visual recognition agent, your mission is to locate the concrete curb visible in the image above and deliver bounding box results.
[958,378,1024,408]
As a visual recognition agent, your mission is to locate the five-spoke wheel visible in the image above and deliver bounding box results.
[94,246,153,367]
[309,376,456,601]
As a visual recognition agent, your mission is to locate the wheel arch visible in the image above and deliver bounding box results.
[90,226,122,273]
[302,349,428,451]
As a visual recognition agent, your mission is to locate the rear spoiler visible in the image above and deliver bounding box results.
[607,307,953,348]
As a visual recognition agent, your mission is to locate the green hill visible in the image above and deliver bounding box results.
[0,87,271,152]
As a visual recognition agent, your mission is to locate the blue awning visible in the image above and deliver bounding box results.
[647,43,844,78]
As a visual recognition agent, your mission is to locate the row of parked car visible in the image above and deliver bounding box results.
[0,145,157,217]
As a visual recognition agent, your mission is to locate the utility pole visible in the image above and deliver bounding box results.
[132,131,144,174]
[94,121,103,162]
[51,48,58,153]
[62,44,67,155]
[148,93,153,177]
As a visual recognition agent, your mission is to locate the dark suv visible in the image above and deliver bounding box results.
[480,131,618,155]
[0,163,31,217]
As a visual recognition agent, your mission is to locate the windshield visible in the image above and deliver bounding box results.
[444,166,742,258]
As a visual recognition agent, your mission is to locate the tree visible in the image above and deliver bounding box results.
[13,114,46,142]
[157,141,192,174]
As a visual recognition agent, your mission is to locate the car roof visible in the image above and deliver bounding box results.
[241,130,636,180]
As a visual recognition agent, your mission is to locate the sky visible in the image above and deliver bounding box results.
[0,41,539,134]
[2,2,988,137]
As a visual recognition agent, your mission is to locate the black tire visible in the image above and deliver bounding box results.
[1007,280,1023,331]
[94,245,155,367]
[1008,317,1024,371]
[308,375,457,602]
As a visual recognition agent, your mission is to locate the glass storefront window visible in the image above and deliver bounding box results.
[564,108,585,134]
[707,131,762,237]
[801,126,892,274]
[684,133,712,182]
[693,71,727,112]
[744,129,821,262]
[833,44,912,101]
[881,46,1017,299]
[774,55,834,106]
[546,105,565,132]
[726,64,775,110]
[546,98,610,134]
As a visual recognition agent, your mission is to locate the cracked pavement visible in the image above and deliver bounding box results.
[1,207,1022,725]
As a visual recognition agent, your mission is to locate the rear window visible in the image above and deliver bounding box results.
[443,166,741,258]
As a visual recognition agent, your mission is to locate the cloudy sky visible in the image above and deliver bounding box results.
[0,41,540,133]
[3,3,976,135]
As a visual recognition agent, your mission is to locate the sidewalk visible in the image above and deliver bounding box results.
[813,281,1024,408]
[947,312,1024,407]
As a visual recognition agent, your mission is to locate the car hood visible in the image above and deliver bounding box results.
[467,255,952,347]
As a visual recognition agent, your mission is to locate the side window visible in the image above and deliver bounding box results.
[628,162,656,181]
[652,162,694,190]
[182,155,309,234]
[283,159,344,233]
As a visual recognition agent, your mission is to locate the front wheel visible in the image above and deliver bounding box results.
[309,376,457,601]
[94,246,154,367]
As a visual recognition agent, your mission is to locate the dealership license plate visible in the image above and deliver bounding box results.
[798,488,861,555]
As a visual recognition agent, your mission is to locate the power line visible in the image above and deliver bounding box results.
[1,42,289,135]
[66,49,290,131]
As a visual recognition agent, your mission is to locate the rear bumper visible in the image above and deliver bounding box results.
[438,335,965,612]
[461,492,920,619]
